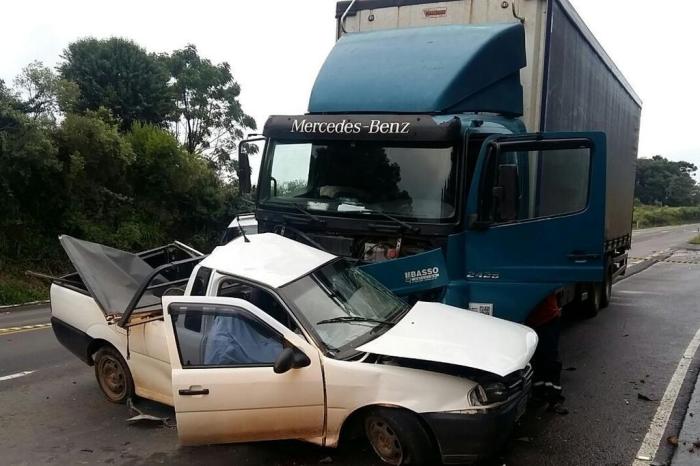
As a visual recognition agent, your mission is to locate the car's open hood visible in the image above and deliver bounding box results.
[356,301,538,377]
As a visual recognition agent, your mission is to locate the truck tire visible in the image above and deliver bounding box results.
[364,408,435,465]
[580,283,601,318]
[600,266,613,309]
[94,346,134,403]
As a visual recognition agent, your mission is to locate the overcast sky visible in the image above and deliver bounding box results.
[1,0,698,167]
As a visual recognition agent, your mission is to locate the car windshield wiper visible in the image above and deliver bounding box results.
[365,211,419,233]
[316,316,395,326]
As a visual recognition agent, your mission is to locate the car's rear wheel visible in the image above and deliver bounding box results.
[94,346,134,403]
[364,408,434,465]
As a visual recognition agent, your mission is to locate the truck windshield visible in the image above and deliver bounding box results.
[279,259,408,352]
[259,140,459,222]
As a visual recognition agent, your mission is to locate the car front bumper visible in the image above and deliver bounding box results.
[421,387,530,464]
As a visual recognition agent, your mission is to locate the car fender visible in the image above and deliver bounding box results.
[321,357,475,447]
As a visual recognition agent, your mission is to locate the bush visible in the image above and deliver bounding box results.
[0,272,48,304]
[633,205,700,229]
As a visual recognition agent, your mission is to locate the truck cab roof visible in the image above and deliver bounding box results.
[308,23,526,115]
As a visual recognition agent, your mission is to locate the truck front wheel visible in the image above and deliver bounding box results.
[580,283,602,318]
[94,346,134,403]
[600,266,613,309]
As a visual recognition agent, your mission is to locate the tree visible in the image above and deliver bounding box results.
[0,87,61,260]
[636,155,700,206]
[13,61,79,122]
[58,38,173,129]
[166,44,256,175]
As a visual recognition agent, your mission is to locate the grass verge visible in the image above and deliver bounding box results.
[633,205,700,229]
[0,271,49,306]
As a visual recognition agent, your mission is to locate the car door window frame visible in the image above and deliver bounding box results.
[209,272,311,343]
[478,137,594,227]
[168,302,285,369]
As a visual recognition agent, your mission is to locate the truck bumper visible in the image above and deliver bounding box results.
[421,390,529,464]
[51,317,93,365]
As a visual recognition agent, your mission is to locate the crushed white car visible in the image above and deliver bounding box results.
[50,233,537,465]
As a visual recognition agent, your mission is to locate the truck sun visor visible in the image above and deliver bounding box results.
[263,115,461,142]
[59,235,164,316]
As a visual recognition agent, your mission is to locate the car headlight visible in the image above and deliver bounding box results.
[470,382,508,406]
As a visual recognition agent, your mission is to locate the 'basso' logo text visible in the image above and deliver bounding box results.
[404,267,440,284]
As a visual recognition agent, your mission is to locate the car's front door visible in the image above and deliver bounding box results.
[162,295,325,445]
[464,132,607,322]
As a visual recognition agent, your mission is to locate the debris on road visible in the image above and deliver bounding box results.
[667,435,679,446]
[126,399,173,428]
[637,393,657,402]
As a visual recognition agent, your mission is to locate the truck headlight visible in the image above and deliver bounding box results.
[470,382,508,406]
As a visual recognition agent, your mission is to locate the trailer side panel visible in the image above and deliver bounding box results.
[541,0,642,244]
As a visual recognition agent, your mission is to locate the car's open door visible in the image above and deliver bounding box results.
[464,132,606,322]
[162,295,325,445]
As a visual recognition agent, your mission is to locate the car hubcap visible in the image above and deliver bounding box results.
[100,356,125,399]
[366,416,403,465]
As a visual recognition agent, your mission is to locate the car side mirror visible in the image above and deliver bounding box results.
[273,346,311,374]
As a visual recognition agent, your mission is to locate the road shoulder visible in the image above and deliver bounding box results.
[672,368,700,465]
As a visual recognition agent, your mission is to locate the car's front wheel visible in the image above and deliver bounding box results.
[94,346,134,403]
[364,408,435,465]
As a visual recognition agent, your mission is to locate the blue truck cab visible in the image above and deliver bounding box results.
[240,0,641,324]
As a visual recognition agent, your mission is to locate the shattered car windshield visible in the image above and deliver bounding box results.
[259,140,459,222]
[279,259,407,351]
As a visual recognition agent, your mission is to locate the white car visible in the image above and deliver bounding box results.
[50,233,537,465]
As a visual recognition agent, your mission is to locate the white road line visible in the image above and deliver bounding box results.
[0,370,36,382]
[632,326,700,464]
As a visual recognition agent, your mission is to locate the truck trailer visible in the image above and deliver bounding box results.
[238,0,641,323]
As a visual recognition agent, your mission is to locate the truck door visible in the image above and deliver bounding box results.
[464,132,606,322]
[161,295,325,445]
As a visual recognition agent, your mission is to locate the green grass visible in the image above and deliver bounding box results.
[0,272,49,306]
[633,205,700,229]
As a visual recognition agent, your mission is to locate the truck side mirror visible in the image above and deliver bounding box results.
[238,144,252,195]
[494,164,519,222]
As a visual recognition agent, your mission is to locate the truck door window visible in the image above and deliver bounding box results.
[169,304,283,367]
[485,142,591,223]
[217,279,299,333]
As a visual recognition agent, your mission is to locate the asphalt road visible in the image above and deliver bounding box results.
[1,223,700,465]
[629,223,700,260]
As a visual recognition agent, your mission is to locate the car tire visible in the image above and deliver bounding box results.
[94,346,134,404]
[364,408,435,465]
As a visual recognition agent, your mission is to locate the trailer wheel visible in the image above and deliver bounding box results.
[94,346,134,403]
[364,408,435,465]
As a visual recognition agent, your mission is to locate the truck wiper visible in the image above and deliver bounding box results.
[367,211,420,233]
[316,316,395,326]
[266,201,325,224]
